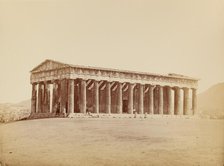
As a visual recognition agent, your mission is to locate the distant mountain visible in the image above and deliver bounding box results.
[198,83,224,118]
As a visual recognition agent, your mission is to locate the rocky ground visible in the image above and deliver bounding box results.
[0,103,30,123]
[0,118,223,166]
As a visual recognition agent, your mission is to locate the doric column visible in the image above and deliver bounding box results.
[52,81,58,113]
[174,87,182,115]
[38,83,43,113]
[43,83,47,113]
[106,82,111,114]
[31,83,37,113]
[44,83,51,113]
[80,79,86,114]
[158,86,163,114]
[94,80,99,114]
[128,83,134,114]
[149,85,155,114]
[167,86,174,115]
[117,82,123,114]
[192,88,197,115]
[60,79,68,114]
[68,79,74,114]
[183,88,190,115]
[139,84,144,114]
[49,83,53,113]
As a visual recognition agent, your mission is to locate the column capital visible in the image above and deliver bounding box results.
[32,83,37,90]
[129,82,136,86]
[149,85,156,90]
[183,87,190,90]
[79,78,87,82]
[38,81,44,84]
[157,85,164,89]
[40,83,44,90]
[93,79,99,84]
[32,82,37,86]
[173,86,180,90]
[52,79,58,83]
[106,81,112,87]
[138,84,145,90]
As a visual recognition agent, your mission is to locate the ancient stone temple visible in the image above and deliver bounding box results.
[30,59,198,117]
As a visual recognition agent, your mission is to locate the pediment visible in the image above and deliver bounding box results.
[31,59,70,73]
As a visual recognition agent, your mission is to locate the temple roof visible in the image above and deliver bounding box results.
[31,59,199,81]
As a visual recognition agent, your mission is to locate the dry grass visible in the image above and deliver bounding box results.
[0,118,223,166]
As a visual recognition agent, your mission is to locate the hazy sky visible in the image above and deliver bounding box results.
[0,0,224,103]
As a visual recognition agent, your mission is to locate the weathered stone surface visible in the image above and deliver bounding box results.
[60,79,68,114]
[68,79,74,114]
[117,83,123,114]
[158,86,163,114]
[184,88,191,115]
[31,84,37,113]
[139,84,144,114]
[174,87,182,115]
[192,88,197,115]
[80,79,86,113]
[128,83,134,114]
[149,85,155,114]
[167,86,174,115]
[94,81,99,114]
[31,59,198,89]
[30,60,198,118]
[106,82,111,114]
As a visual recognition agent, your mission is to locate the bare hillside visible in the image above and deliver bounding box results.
[15,99,31,108]
[198,82,224,118]
[0,100,31,123]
